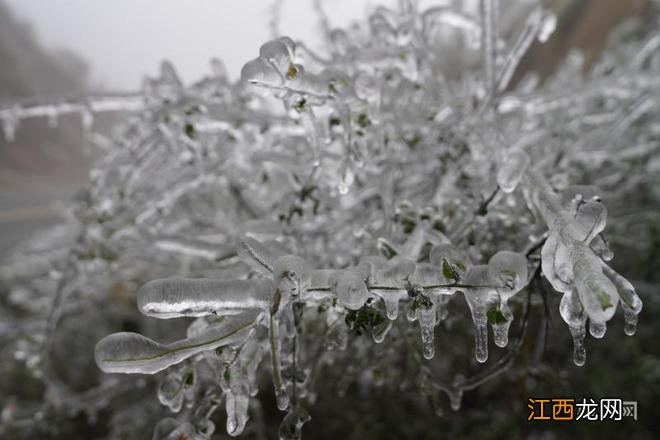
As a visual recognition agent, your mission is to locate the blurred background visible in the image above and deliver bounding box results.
[0,0,379,258]
[0,0,651,256]
[0,1,658,439]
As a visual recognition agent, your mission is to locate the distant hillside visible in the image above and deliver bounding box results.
[0,0,90,190]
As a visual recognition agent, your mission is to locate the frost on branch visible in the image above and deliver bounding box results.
[0,0,657,438]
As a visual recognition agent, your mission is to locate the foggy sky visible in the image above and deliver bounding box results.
[5,0,383,91]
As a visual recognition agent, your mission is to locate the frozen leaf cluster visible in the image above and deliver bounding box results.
[1,0,658,438]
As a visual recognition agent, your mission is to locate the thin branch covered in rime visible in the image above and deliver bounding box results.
[0,0,658,439]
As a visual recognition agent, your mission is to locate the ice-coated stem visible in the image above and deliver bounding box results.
[269,312,289,411]
[95,310,259,374]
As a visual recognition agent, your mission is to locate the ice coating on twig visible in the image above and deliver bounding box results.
[138,278,275,318]
[95,310,260,374]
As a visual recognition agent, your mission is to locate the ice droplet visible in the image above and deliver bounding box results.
[372,319,392,344]
[279,406,311,440]
[491,320,510,348]
[334,271,369,310]
[569,325,586,366]
[447,386,464,411]
[138,278,275,318]
[276,388,290,411]
[95,310,259,374]
[589,320,606,339]
[623,308,639,336]
[487,250,528,293]
[497,150,530,193]
[157,370,187,412]
[491,301,512,348]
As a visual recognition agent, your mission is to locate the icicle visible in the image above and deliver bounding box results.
[473,318,489,363]
[569,325,586,367]
[371,319,392,344]
[225,386,250,436]
[588,320,606,339]
[559,290,587,366]
[382,295,402,320]
[406,304,417,322]
[623,308,639,337]
[462,266,499,363]
[436,295,451,322]
[449,385,464,411]
[416,304,437,359]
[269,314,289,411]
[490,300,512,348]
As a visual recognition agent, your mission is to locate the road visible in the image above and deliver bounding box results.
[0,189,75,261]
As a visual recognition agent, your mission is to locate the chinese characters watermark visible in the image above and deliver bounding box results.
[528,398,637,421]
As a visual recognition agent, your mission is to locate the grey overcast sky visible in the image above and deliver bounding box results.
[5,0,387,91]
